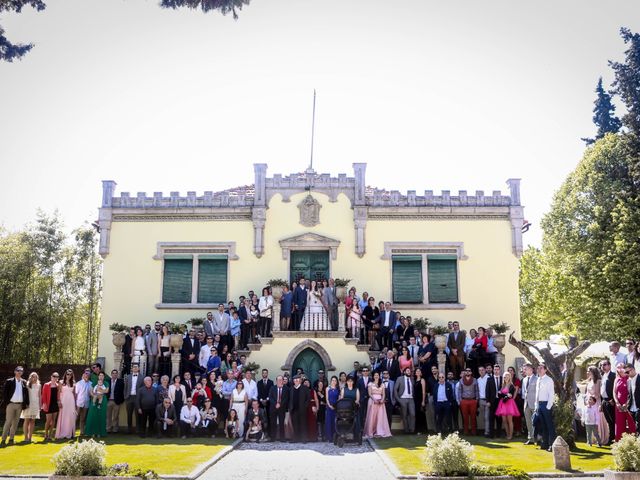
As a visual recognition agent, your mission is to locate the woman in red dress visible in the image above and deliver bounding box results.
[303,379,319,441]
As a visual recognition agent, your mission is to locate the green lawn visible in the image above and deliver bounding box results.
[0,432,233,476]
[373,436,614,475]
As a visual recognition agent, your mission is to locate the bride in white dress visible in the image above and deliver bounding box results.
[302,280,328,329]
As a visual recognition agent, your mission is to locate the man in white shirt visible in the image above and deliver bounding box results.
[242,370,258,401]
[199,336,214,371]
[476,366,490,437]
[407,337,419,368]
[74,369,92,435]
[534,363,556,451]
[179,398,201,438]
[1,366,28,447]
[626,340,636,365]
[610,342,627,368]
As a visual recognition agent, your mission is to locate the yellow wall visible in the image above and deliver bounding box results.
[98,191,521,372]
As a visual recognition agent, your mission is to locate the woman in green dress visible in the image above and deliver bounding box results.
[85,372,109,437]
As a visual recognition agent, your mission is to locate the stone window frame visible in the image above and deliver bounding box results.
[381,241,467,310]
[154,242,238,309]
[278,233,341,281]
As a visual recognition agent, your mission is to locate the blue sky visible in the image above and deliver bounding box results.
[1,0,638,247]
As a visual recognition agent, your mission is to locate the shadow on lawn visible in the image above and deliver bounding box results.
[570,445,611,460]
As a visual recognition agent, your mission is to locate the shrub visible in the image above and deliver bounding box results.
[107,463,159,479]
[333,278,351,287]
[189,317,204,327]
[431,325,449,335]
[424,433,474,476]
[488,322,510,334]
[267,278,289,287]
[412,317,431,332]
[109,323,128,333]
[471,464,530,480]
[552,398,576,448]
[612,433,640,472]
[53,439,106,476]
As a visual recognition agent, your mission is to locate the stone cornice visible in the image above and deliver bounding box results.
[367,206,511,220]
[109,207,252,222]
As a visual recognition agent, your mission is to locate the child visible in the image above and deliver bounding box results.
[582,395,602,447]
[92,377,108,409]
[245,415,264,442]
[230,311,241,350]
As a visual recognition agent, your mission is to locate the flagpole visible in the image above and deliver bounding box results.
[310,89,316,171]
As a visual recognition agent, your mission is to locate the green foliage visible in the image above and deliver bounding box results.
[53,439,106,476]
[266,278,289,287]
[553,396,577,448]
[424,433,474,476]
[0,211,102,365]
[521,134,640,341]
[333,278,351,287]
[160,0,251,20]
[107,463,159,479]
[169,323,186,335]
[242,361,260,373]
[470,464,530,480]
[0,1,46,62]
[582,77,622,145]
[109,323,129,333]
[610,28,640,141]
[189,317,204,327]
[488,322,510,334]
[612,433,640,471]
[412,317,431,332]
[431,325,449,335]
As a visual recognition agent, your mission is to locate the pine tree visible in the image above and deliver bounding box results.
[581,77,621,145]
[610,28,640,139]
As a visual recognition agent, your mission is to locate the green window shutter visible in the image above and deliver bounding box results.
[427,258,458,303]
[197,258,228,304]
[392,256,423,304]
[162,259,193,303]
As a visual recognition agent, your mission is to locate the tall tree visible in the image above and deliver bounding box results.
[610,28,640,141]
[581,77,622,145]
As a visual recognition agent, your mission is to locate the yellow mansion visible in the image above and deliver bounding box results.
[97,163,524,376]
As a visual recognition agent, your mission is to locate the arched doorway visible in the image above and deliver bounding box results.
[292,348,325,385]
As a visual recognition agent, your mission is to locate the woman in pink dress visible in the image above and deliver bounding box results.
[585,365,609,443]
[495,372,519,440]
[55,369,77,439]
[363,372,392,438]
[398,347,413,375]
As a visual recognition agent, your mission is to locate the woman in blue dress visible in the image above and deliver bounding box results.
[280,284,294,331]
[325,376,340,441]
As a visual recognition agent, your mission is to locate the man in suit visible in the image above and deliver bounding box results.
[349,361,361,381]
[258,369,273,423]
[376,302,397,351]
[268,375,289,441]
[394,367,416,433]
[1,366,29,447]
[204,312,216,340]
[433,372,455,434]
[407,337,420,368]
[324,278,339,331]
[246,399,268,434]
[145,323,160,375]
[182,371,196,398]
[136,376,158,438]
[382,370,396,429]
[625,363,640,433]
[447,321,466,378]
[356,367,372,432]
[181,329,201,375]
[155,397,177,438]
[486,364,502,438]
[124,364,144,434]
[292,277,308,331]
[521,363,538,444]
[107,369,125,433]
[377,350,401,381]
[600,359,616,444]
[213,303,231,350]
[289,375,310,442]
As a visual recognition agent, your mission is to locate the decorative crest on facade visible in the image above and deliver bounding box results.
[298,194,322,227]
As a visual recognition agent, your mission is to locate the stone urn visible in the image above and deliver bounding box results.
[435,334,447,353]
[169,333,184,353]
[112,332,126,352]
[271,286,283,301]
[336,286,347,302]
[493,333,506,352]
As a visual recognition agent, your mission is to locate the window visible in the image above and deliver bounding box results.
[197,257,228,304]
[427,255,458,303]
[156,242,236,307]
[162,258,193,304]
[392,255,423,304]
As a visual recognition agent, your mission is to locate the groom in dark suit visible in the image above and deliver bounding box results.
[292,277,308,331]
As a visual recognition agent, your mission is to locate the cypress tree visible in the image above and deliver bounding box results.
[581,77,621,145]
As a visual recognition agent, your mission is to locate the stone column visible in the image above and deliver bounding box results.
[252,207,266,258]
[354,206,367,258]
[506,178,521,206]
[272,302,281,332]
[338,303,346,333]
[437,351,447,375]
[113,352,123,377]
[171,353,181,379]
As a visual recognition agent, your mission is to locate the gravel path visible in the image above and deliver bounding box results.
[200,441,396,480]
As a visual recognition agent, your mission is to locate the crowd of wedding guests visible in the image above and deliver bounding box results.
[1,283,639,450]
